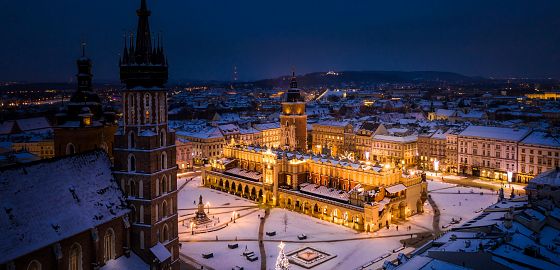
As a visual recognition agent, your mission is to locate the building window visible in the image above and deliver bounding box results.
[103,228,116,262]
[68,243,82,270]
[140,231,145,249]
[27,260,41,270]
[162,224,169,242]
[66,143,76,155]
[160,129,167,147]
[128,131,135,149]
[138,180,143,198]
[128,154,136,172]
[161,152,167,170]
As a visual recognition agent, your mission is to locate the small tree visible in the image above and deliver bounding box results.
[275,242,290,270]
[283,213,288,232]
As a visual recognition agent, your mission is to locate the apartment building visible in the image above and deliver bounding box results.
[517,131,560,183]
[458,126,531,181]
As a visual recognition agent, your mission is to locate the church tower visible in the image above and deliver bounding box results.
[280,72,307,151]
[113,0,179,269]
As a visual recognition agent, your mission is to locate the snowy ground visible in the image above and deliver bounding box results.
[178,177,499,270]
[428,179,500,230]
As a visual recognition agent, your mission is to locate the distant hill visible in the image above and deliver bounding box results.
[243,71,480,88]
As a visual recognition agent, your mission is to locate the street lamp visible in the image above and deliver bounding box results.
[434,159,439,176]
[232,211,237,223]
[190,221,194,235]
[206,202,210,213]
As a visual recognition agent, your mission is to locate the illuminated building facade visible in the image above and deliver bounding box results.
[280,72,307,151]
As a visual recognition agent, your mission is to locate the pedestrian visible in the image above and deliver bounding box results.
[396,225,398,231]
[216,235,218,241]
[194,200,196,205]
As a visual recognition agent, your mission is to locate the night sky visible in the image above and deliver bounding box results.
[1,0,559,83]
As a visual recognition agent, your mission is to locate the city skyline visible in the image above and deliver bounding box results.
[1,0,560,83]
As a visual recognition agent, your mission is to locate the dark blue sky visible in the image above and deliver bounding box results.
[1,0,559,82]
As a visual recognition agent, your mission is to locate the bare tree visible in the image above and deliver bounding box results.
[283,213,288,232]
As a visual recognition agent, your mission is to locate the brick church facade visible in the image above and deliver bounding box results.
[0,0,179,269]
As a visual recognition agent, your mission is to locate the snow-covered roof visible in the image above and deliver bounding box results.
[100,251,149,270]
[459,125,531,141]
[373,134,418,143]
[15,117,51,131]
[225,168,262,181]
[0,151,129,263]
[385,184,407,194]
[300,183,349,201]
[520,131,560,147]
[435,109,456,117]
[150,242,172,262]
[177,127,224,139]
[314,120,351,128]
[254,122,280,131]
[528,168,560,187]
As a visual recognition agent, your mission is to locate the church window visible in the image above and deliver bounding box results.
[27,260,41,270]
[128,154,136,172]
[66,143,76,155]
[68,243,82,270]
[103,228,116,262]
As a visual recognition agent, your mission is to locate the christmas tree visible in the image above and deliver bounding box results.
[275,241,290,270]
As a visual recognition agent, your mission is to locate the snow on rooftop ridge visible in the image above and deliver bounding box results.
[459,125,531,141]
[0,151,129,263]
[528,168,560,187]
[150,242,172,262]
[100,251,149,270]
[520,131,560,147]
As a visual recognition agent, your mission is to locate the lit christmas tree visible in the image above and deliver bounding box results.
[275,241,290,270]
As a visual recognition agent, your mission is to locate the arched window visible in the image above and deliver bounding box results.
[139,205,144,223]
[169,197,173,215]
[68,243,82,270]
[27,260,41,270]
[161,175,167,194]
[155,178,160,196]
[162,200,168,218]
[144,93,151,123]
[161,151,167,170]
[103,228,116,262]
[128,93,135,125]
[138,180,143,198]
[160,129,167,147]
[128,154,136,172]
[168,175,172,191]
[140,230,145,249]
[66,143,75,155]
[128,131,135,149]
[162,224,169,242]
[155,204,159,221]
[128,180,136,198]
[130,205,136,223]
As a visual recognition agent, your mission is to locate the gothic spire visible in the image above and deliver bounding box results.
[135,0,152,64]
[290,70,298,89]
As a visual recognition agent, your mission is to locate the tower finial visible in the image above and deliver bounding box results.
[81,42,86,57]
[290,68,297,89]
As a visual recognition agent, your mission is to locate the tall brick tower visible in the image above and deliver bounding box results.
[113,0,179,269]
[280,72,307,151]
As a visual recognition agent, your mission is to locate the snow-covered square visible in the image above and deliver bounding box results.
[178,176,499,270]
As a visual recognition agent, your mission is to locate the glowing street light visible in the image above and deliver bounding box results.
[190,221,194,235]
[365,151,370,161]
[232,211,237,223]
[507,171,513,183]
[434,159,439,176]
[206,202,210,213]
